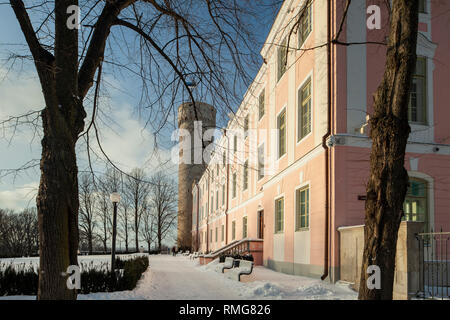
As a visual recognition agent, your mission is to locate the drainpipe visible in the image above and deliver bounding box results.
[225,129,230,245]
[206,171,210,253]
[321,0,332,281]
[195,181,200,251]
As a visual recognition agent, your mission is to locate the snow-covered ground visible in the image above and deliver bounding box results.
[0,254,357,300]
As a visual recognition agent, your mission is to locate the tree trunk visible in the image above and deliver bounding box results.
[88,230,93,255]
[37,99,85,299]
[359,0,419,300]
[135,206,139,251]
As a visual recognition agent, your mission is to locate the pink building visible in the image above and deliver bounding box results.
[190,0,450,284]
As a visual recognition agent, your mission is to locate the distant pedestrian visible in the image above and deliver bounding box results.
[172,247,176,256]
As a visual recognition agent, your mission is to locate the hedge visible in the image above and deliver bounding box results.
[0,255,149,296]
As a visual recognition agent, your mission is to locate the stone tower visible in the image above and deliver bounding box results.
[177,102,216,249]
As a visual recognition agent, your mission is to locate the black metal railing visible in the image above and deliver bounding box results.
[416,230,450,300]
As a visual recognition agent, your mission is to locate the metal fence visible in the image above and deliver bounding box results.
[415,230,450,299]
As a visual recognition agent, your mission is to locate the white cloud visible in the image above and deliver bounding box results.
[0,68,178,211]
[0,68,44,119]
[0,181,38,211]
[81,103,176,177]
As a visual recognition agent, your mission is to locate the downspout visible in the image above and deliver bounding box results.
[195,182,200,251]
[225,129,230,245]
[321,0,332,281]
[206,171,210,252]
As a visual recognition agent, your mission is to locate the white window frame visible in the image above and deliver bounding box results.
[296,72,314,144]
[274,194,285,234]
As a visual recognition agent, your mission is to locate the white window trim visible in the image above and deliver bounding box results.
[409,34,437,144]
[243,158,249,192]
[258,87,266,122]
[274,193,285,234]
[277,37,289,84]
[242,215,248,238]
[407,171,434,232]
[232,171,237,199]
[276,105,288,161]
[231,219,236,240]
[257,142,266,182]
[296,72,314,145]
[294,181,311,232]
[297,0,314,50]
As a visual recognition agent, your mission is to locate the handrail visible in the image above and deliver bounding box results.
[204,238,263,258]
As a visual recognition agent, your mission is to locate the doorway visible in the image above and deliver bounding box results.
[258,210,264,239]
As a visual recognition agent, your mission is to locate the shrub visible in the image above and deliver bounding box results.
[115,257,125,269]
[0,255,149,296]
[0,264,38,296]
[117,256,149,290]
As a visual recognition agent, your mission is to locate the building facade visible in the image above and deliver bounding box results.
[189,0,450,281]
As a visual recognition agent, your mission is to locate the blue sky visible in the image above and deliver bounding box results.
[0,1,281,211]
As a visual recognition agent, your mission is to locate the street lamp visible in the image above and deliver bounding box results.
[110,192,120,274]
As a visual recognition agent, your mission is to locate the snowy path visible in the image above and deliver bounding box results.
[0,255,357,300]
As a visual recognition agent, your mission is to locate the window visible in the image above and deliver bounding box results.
[210,229,213,243]
[403,178,428,231]
[278,109,286,158]
[232,221,236,240]
[211,196,213,214]
[258,144,265,180]
[223,152,226,166]
[298,2,312,48]
[232,173,237,198]
[222,184,225,205]
[243,160,249,190]
[419,0,426,13]
[275,197,284,233]
[234,135,238,153]
[244,115,249,138]
[215,227,218,242]
[242,216,248,238]
[296,186,310,230]
[408,57,427,124]
[298,78,312,141]
[221,224,225,242]
[216,190,219,210]
[278,37,287,81]
[258,90,265,120]
[216,164,219,175]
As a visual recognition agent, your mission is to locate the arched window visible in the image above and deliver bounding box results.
[403,178,428,230]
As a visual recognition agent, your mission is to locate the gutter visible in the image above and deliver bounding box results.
[321,0,332,281]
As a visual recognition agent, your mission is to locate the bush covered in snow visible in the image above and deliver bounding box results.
[0,255,149,296]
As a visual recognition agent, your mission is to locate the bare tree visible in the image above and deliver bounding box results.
[5,0,271,299]
[141,200,155,252]
[359,1,419,300]
[125,168,150,251]
[0,208,38,257]
[96,180,112,253]
[118,182,132,253]
[78,173,97,254]
[149,172,177,251]
[21,208,39,257]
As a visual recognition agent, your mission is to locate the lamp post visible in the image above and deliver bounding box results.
[110,192,120,274]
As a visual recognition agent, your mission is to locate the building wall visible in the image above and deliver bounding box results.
[190,0,450,283]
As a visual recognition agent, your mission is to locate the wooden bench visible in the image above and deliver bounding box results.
[215,257,234,273]
[225,260,253,281]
